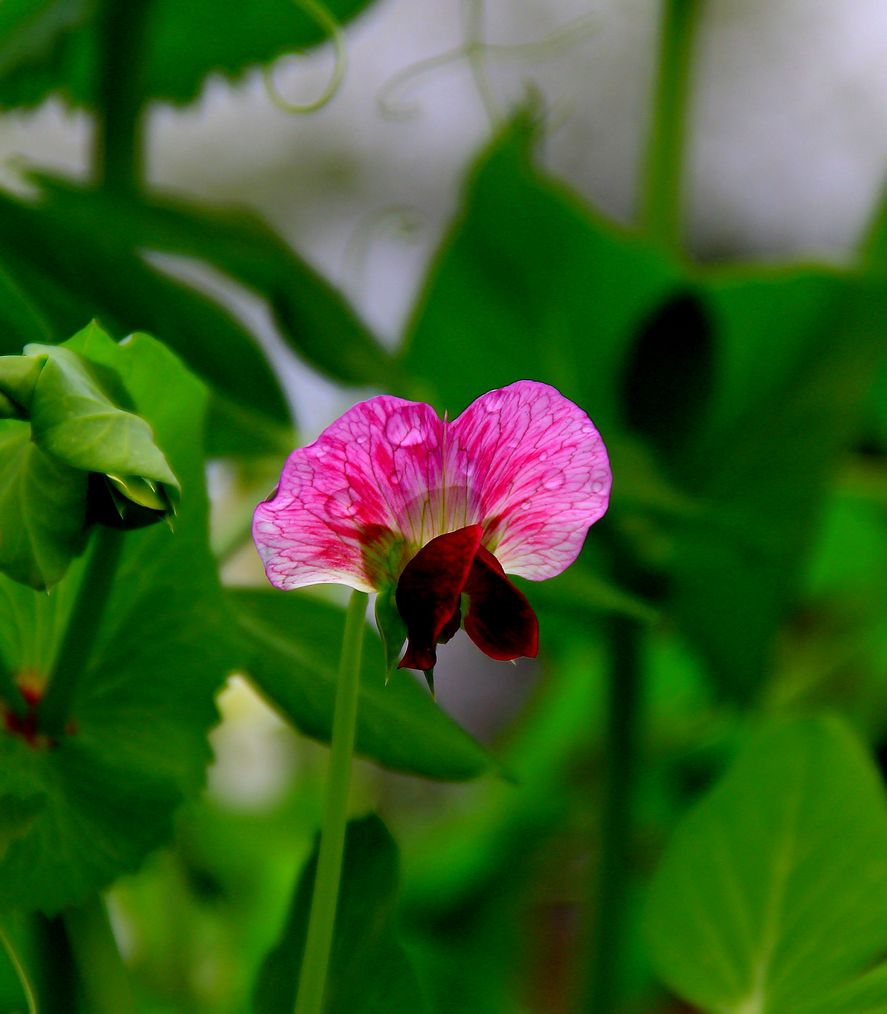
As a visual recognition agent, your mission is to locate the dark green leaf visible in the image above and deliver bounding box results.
[0,333,233,913]
[30,176,397,389]
[0,187,294,458]
[254,814,429,1014]
[645,716,887,1013]
[400,111,681,431]
[230,587,496,782]
[667,268,887,700]
[0,0,374,110]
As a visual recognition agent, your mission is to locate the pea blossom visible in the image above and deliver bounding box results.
[253,381,611,678]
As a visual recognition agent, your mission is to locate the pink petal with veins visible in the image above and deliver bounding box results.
[253,395,444,591]
[447,381,611,580]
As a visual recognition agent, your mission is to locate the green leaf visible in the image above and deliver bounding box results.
[645,716,887,1013]
[230,588,496,782]
[0,188,293,458]
[0,0,375,110]
[0,419,87,588]
[400,111,680,431]
[0,333,233,913]
[667,268,887,701]
[26,330,178,491]
[29,176,397,390]
[253,814,429,1014]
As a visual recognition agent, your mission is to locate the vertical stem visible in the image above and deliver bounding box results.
[580,614,642,1014]
[94,0,152,193]
[638,0,703,250]
[64,896,137,1014]
[40,526,125,738]
[295,589,368,1014]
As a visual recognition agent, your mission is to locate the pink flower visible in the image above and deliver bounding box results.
[253,381,611,676]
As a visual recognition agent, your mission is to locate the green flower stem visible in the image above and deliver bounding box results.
[295,589,369,1014]
[580,614,643,1014]
[94,0,152,193]
[64,896,136,1014]
[40,526,125,739]
[638,0,703,250]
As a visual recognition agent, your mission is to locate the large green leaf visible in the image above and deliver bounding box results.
[0,186,293,457]
[666,268,887,700]
[645,716,887,1013]
[0,0,373,110]
[400,112,681,435]
[0,333,234,913]
[29,176,397,390]
[253,814,429,1014]
[230,588,496,782]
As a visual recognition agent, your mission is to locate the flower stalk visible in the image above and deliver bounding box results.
[638,0,703,250]
[295,589,368,1014]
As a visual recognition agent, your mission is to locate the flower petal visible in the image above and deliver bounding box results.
[463,545,539,661]
[395,525,483,672]
[447,380,611,580]
[253,395,445,591]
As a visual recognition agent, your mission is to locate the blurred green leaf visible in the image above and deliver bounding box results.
[230,588,497,782]
[0,186,293,458]
[0,334,233,913]
[254,814,429,1014]
[400,111,681,433]
[29,175,397,389]
[668,268,887,700]
[0,0,373,110]
[645,716,887,1013]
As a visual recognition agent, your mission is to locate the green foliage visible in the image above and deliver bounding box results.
[645,717,887,1013]
[0,324,178,588]
[254,814,428,1014]
[230,588,497,781]
[0,0,373,110]
[0,332,232,913]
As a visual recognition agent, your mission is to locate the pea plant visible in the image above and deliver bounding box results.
[0,1,886,1013]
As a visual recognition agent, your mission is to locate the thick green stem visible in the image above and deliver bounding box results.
[64,896,136,1014]
[638,0,703,250]
[580,614,642,1014]
[40,526,125,738]
[294,590,368,1014]
[94,0,152,192]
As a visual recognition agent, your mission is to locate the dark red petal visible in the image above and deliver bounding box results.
[463,545,539,661]
[396,525,483,671]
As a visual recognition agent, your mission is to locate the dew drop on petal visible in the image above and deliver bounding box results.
[542,470,564,491]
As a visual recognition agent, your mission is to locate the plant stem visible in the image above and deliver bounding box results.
[94,0,152,193]
[580,614,642,1014]
[64,896,137,1014]
[40,526,125,738]
[294,589,368,1014]
[638,0,703,250]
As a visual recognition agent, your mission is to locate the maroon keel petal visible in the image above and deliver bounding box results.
[396,525,484,671]
[463,546,539,662]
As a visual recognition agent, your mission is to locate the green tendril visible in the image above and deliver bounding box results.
[264,0,346,115]
[377,4,598,121]
[0,924,38,1014]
